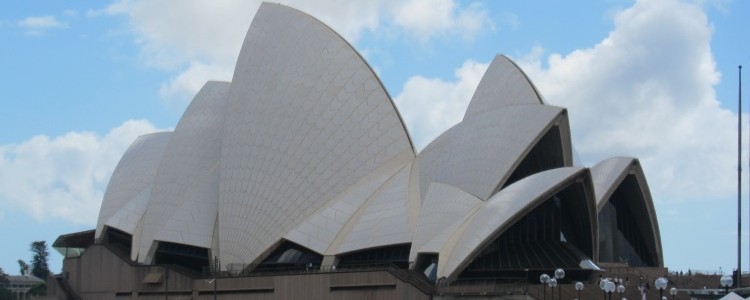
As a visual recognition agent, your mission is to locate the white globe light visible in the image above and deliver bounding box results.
[670,287,677,295]
[555,268,565,279]
[720,275,733,288]
[600,279,608,290]
[541,274,550,284]
[605,281,616,293]
[655,277,668,290]
[576,281,584,291]
[617,284,625,293]
[548,278,558,288]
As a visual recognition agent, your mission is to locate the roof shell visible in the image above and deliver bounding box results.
[409,182,483,261]
[463,55,545,120]
[439,166,596,279]
[591,156,663,266]
[417,105,569,201]
[134,81,230,263]
[218,3,415,266]
[96,132,171,238]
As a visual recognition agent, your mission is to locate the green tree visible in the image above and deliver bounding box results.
[0,267,12,300]
[30,241,50,280]
[0,267,7,284]
[17,260,29,276]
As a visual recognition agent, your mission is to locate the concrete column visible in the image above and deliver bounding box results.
[321,255,339,271]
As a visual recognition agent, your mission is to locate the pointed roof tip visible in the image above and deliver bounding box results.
[463,54,546,120]
[590,156,645,210]
[237,1,416,154]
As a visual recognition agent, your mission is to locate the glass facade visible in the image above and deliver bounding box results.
[501,126,565,190]
[257,240,323,271]
[154,241,210,273]
[598,175,658,266]
[338,243,411,269]
[459,181,594,280]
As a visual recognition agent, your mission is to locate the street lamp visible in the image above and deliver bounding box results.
[655,277,668,300]
[549,277,558,300]
[576,281,584,300]
[670,287,677,300]
[555,269,565,300]
[617,283,625,300]
[165,267,170,300]
[605,280,616,300]
[541,274,550,300]
[721,275,734,294]
[205,279,218,300]
[601,278,609,300]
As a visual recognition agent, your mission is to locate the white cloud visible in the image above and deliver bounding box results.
[394,60,488,150]
[514,0,734,202]
[17,16,67,35]
[0,120,160,225]
[97,0,491,106]
[159,61,234,106]
[63,10,79,17]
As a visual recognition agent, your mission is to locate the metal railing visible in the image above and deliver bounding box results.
[202,262,411,278]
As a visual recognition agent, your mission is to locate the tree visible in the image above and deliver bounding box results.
[0,267,8,284]
[18,260,29,276]
[30,241,50,281]
[0,267,12,300]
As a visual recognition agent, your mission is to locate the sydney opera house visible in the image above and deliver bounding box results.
[50,3,663,299]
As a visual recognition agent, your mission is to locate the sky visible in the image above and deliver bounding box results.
[0,0,748,277]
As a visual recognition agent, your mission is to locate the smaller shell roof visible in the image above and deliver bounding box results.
[418,104,567,201]
[463,55,545,120]
[440,167,592,279]
[96,131,172,238]
[590,157,641,211]
[590,156,663,267]
[135,81,229,263]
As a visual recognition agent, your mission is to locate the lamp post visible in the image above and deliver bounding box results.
[669,287,677,300]
[601,278,609,300]
[576,281,584,300]
[721,275,734,294]
[541,274,551,300]
[213,256,219,300]
[617,283,625,300]
[555,269,565,300]
[165,267,170,300]
[655,277,668,300]
[549,278,558,300]
[605,280,616,300]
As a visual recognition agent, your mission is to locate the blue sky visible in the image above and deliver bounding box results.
[0,0,748,276]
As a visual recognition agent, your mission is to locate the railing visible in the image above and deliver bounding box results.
[435,276,529,297]
[202,262,421,279]
[202,262,436,295]
[53,275,82,300]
